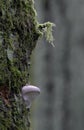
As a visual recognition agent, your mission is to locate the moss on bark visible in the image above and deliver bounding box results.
[0,0,40,129]
[0,0,40,91]
[0,0,55,129]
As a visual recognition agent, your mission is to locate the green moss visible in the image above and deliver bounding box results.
[0,95,30,130]
[0,0,55,129]
[0,1,55,91]
[0,0,41,129]
[0,0,41,92]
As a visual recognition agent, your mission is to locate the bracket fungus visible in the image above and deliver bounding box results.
[22,85,40,108]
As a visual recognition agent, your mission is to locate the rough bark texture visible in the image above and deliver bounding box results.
[0,0,40,129]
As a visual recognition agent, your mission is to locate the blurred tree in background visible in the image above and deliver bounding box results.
[33,0,84,130]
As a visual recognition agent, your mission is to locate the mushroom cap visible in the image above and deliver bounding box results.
[22,85,40,94]
[22,85,40,108]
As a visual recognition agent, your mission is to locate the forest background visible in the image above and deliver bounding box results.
[33,1,84,130]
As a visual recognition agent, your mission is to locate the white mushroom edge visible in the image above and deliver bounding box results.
[22,85,40,108]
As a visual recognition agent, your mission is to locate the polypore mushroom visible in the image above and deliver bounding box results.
[22,85,40,108]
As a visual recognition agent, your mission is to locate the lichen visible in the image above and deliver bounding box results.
[38,22,55,47]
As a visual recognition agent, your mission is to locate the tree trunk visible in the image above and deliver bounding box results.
[0,0,40,129]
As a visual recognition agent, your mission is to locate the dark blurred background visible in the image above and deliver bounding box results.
[31,0,84,130]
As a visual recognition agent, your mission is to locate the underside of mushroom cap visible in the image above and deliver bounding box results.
[22,85,40,108]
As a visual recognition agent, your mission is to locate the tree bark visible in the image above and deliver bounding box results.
[0,0,40,129]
